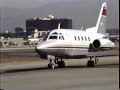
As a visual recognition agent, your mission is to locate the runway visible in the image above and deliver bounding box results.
[1,47,35,53]
[1,66,119,90]
[1,56,119,90]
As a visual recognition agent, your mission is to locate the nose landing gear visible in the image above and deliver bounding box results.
[48,58,65,69]
[48,59,55,69]
[48,56,99,69]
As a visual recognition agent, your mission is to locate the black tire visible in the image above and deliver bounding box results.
[87,61,94,67]
[58,61,65,68]
[48,63,54,69]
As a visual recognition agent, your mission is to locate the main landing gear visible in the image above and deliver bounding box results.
[48,56,99,69]
[87,56,99,67]
[48,58,65,69]
[48,59,55,69]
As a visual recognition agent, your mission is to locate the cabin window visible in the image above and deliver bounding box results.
[88,37,90,41]
[81,36,83,41]
[85,37,87,41]
[78,36,80,41]
[74,36,76,40]
[62,36,64,40]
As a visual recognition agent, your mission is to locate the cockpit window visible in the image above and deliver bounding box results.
[48,32,65,40]
[48,32,58,40]
[59,33,64,40]
[49,36,57,39]
[59,36,62,40]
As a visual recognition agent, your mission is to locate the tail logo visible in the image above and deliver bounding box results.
[102,7,106,16]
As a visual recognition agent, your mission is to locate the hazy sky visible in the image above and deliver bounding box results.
[1,0,119,32]
[1,0,61,8]
[2,0,117,8]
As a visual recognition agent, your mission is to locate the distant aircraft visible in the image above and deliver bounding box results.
[27,29,40,46]
[27,38,40,46]
[35,2,118,69]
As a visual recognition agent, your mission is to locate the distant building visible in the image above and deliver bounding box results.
[26,15,72,36]
[0,27,27,38]
[15,27,24,33]
[14,27,27,38]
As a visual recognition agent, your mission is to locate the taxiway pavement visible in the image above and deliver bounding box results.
[1,56,119,90]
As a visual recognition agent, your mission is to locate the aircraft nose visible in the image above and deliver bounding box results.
[35,44,47,59]
[37,44,45,50]
[35,44,44,53]
[35,42,47,53]
[112,42,115,47]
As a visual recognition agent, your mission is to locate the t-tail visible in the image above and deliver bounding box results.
[96,2,107,35]
[86,2,107,35]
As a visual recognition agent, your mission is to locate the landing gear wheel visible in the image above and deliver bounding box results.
[48,63,55,69]
[87,61,94,67]
[58,61,65,68]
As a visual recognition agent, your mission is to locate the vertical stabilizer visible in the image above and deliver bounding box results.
[96,2,107,35]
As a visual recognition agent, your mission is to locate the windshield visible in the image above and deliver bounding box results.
[49,36,57,39]
[59,33,64,40]
[48,32,58,40]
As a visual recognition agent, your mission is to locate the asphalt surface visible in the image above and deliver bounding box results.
[1,56,119,90]
[1,66,119,90]
[1,56,119,73]
[1,46,35,52]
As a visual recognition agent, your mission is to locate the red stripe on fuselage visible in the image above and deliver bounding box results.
[48,47,89,49]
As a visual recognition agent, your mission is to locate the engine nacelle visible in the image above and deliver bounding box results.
[92,39,114,49]
[92,39,101,48]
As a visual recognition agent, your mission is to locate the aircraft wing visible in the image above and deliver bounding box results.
[103,35,119,39]
[65,50,119,58]
[86,51,119,57]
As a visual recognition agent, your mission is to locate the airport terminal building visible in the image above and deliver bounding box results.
[26,15,72,36]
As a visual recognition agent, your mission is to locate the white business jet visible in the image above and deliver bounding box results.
[35,2,118,69]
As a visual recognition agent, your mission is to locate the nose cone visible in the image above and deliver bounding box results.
[35,41,49,53]
[111,42,115,47]
[108,40,115,48]
[35,43,44,53]
[36,42,46,49]
[35,43,47,59]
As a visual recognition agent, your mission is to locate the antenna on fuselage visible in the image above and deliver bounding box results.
[58,23,61,29]
[80,26,83,30]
